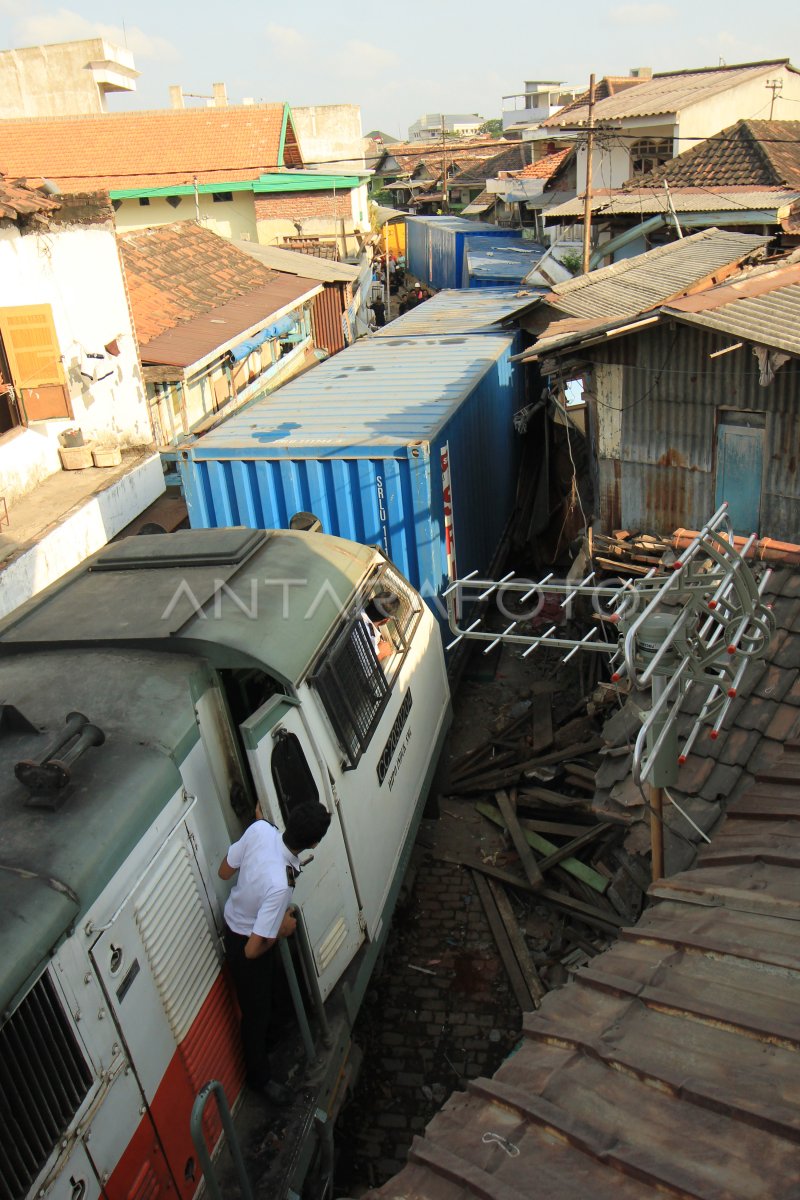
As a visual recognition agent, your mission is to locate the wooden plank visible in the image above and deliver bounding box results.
[563,762,597,784]
[537,823,614,874]
[470,871,537,1011]
[487,878,546,1005]
[495,790,543,890]
[451,739,604,795]
[521,817,597,838]
[477,802,609,894]
[531,700,553,754]
[518,787,589,810]
[435,851,624,934]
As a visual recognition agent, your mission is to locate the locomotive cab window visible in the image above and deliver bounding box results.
[312,568,422,768]
[271,731,319,823]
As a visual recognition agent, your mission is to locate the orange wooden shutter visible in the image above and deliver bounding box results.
[0,305,66,388]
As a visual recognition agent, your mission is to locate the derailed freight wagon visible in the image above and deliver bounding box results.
[0,526,450,1200]
[178,333,525,625]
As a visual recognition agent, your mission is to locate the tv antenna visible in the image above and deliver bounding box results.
[444,504,775,878]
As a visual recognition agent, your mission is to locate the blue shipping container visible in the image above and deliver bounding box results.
[376,287,539,340]
[179,334,524,625]
[405,216,518,290]
[462,237,546,288]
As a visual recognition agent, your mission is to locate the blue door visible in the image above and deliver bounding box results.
[714,414,764,536]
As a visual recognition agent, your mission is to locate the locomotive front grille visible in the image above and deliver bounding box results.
[0,972,92,1200]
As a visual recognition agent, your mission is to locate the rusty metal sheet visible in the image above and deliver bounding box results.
[370,749,800,1200]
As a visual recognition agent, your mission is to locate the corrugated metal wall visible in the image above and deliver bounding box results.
[590,323,800,539]
[311,282,349,355]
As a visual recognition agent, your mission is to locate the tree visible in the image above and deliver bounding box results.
[479,119,503,138]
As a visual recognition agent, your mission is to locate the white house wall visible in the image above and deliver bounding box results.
[112,194,260,241]
[292,105,366,174]
[0,224,151,448]
[676,67,800,144]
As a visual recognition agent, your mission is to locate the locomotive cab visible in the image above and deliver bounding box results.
[0,527,451,1200]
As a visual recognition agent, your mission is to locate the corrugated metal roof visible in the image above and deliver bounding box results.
[230,239,361,283]
[664,264,800,356]
[370,740,800,1200]
[544,228,770,320]
[463,240,547,284]
[544,187,800,218]
[542,59,793,126]
[375,288,540,337]
[187,333,514,456]
[135,277,322,367]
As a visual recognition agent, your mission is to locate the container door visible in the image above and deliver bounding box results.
[714,411,764,536]
[240,698,363,1001]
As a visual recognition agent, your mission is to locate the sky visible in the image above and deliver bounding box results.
[1,0,799,143]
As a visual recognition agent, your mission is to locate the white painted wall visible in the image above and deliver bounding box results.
[113,193,260,241]
[0,38,137,118]
[292,105,366,174]
[0,428,61,506]
[0,453,164,620]
[0,223,151,447]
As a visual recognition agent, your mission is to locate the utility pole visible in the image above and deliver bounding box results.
[581,73,596,275]
[766,78,783,119]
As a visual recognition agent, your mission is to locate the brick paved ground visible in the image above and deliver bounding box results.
[334,644,585,1194]
[334,849,521,1191]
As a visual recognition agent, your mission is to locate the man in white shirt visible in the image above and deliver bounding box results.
[219,800,331,1103]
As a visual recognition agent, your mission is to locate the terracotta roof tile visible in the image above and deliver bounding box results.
[118,221,312,347]
[516,148,572,179]
[0,174,59,220]
[627,119,800,190]
[0,104,299,192]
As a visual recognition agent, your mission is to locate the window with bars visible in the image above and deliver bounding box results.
[0,972,93,1200]
[311,570,422,767]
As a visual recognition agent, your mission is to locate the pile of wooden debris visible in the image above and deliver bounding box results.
[429,687,648,1011]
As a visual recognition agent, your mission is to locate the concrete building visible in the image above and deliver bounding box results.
[535,59,800,195]
[500,80,582,135]
[408,113,485,141]
[0,179,163,619]
[0,38,138,117]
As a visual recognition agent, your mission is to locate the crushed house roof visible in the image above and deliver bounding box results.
[117,222,320,365]
[628,118,800,190]
[372,564,800,1200]
[0,173,60,220]
[542,59,798,126]
[0,103,302,191]
[449,144,531,186]
[662,257,800,358]
[376,139,510,178]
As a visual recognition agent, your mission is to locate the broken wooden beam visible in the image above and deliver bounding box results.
[477,801,609,894]
[495,790,543,890]
[488,878,546,1005]
[434,850,624,935]
[470,870,540,1011]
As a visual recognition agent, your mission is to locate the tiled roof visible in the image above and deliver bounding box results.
[450,144,528,186]
[0,104,298,192]
[373,570,800,1200]
[629,119,800,190]
[117,222,319,361]
[515,148,571,180]
[0,174,59,220]
[543,185,800,217]
[543,59,794,126]
[377,139,510,177]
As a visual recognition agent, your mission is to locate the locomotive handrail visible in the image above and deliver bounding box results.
[190,1079,254,1200]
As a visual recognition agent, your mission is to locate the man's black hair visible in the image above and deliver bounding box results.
[284,801,332,850]
[365,592,401,624]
